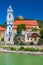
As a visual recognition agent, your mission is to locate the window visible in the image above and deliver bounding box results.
[9,27,11,29]
[9,32,11,36]
[9,14,10,18]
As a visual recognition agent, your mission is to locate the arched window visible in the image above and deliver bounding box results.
[9,14,10,18]
[9,27,11,29]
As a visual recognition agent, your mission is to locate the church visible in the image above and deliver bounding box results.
[0,5,40,45]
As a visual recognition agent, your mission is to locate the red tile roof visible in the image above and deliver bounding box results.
[0,27,6,31]
[13,20,38,29]
[13,25,31,29]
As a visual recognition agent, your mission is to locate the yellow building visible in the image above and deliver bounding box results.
[0,27,6,41]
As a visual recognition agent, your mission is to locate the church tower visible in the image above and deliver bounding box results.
[5,5,14,44]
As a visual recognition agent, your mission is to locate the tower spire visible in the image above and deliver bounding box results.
[9,0,11,8]
[9,5,12,9]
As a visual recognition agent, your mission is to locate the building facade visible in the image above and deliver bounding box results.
[0,5,39,45]
[0,27,6,41]
[13,20,40,44]
[4,5,14,44]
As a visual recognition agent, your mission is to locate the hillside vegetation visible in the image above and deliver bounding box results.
[37,20,43,28]
[0,22,6,28]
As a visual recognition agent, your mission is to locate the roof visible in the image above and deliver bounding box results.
[13,25,31,29]
[13,20,38,29]
[0,27,6,31]
[31,33,39,38]
[14,20,38,26]
[27,31,40,36]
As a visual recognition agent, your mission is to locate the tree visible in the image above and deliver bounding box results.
[0,22,6,28]
[31,27,38,32]
[1,37,4,41]
[37,20,43,28]
[40,29,43,39]
[17,24,26,35]
[38,39,43,45]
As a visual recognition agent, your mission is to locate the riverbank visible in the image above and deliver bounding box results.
[0,49,43,55]
[0,45,43,55]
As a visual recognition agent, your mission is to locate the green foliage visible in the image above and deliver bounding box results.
[31,27,38,32]
[19,46,39,51]
[27,48,39,52]
[17,25,21,34]
[19,41,23,45]
[21,24,26,30]
[40,29,43,39]
[40,49,43,52]
[1,37,4,41]
[0,22,6,28]
[14,17,23,21]
[10,47,16,50]
[13,36,18,42]
[37,39,43,45]
[37,20,43,28]
[24,48,30,51]
[1,45,43,52]
[19,46,24,50]
[30,42,34,45]
[24,48,39,51]
[17,24,26,34]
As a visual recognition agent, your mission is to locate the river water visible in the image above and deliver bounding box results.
[0,53,43,65]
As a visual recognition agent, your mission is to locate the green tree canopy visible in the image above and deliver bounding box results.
[40,29,43,39]
[0,22,6,28]
[31,27,38,32]
[17,24,26,34]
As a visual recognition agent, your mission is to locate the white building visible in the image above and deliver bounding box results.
[13,20,40,44]
[4,5,40,45]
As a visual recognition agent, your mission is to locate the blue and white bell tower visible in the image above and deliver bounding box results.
[7,5,14,35]
[5,5,14,44]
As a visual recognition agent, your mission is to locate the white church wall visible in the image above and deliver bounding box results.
[4,5,14,44]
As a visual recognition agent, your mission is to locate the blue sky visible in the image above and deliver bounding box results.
[0,0,43,24]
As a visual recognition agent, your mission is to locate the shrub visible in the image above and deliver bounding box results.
[24,47,39,51]
[1,37,4,41]
[2,46,7,49]
[10,47,16,50]
[19,47,39,51]
[31,27,38,32]
[19,46,24,50]
[19,41,23,45]
[17,24,26,35]
[40,29,43,39]
[24,48,30,51]
[1,46,9,50]
[40,49,43,52]
[27,48,39,52]
[37,39,43,45]
[30,42,34,45]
